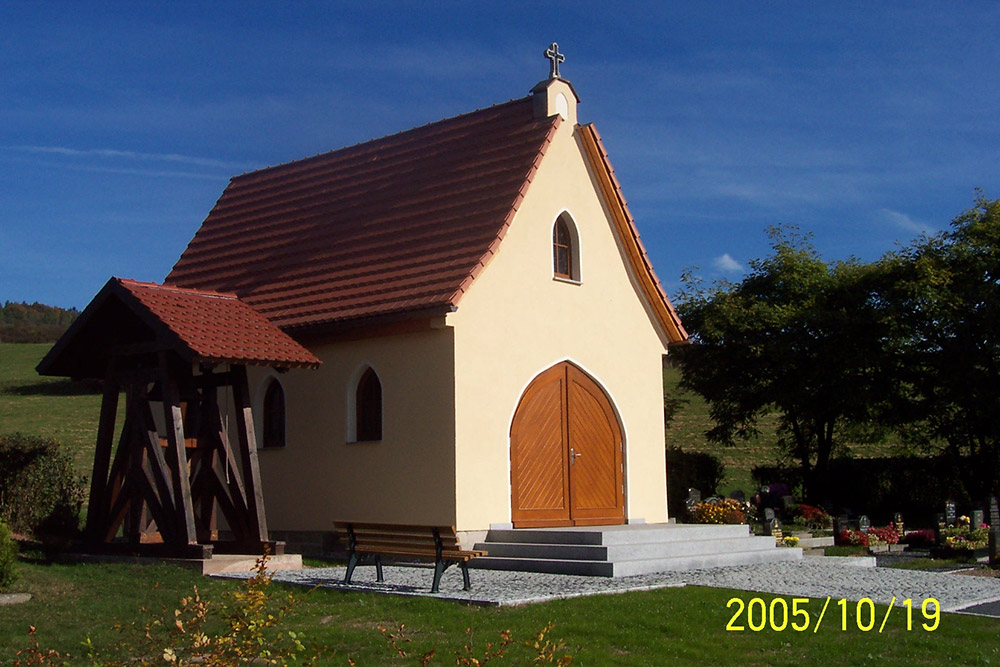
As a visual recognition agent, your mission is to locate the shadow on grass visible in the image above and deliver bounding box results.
[3,379,102,396]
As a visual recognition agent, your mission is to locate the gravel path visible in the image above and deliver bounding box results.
[217,559,1000,613]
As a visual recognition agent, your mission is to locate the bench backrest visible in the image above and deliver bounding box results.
[334,522,463,553]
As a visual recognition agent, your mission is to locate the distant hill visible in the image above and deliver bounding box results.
[0,301,79,343]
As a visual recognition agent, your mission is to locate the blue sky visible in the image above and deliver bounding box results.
[3,2,999,309]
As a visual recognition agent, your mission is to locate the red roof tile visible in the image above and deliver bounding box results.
[166,97,560,331]
[37,278,320,379]
[116,279,321,367]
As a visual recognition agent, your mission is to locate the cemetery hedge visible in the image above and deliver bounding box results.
[753,454,974,525]
[665,446,724,517]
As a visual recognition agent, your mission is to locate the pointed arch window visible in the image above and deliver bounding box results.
[262,378,286,448]
[553,214,580,281]
[355,367,383,442]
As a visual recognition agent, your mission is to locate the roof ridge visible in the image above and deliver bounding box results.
[233,96,534,180]
[119,277,238,300]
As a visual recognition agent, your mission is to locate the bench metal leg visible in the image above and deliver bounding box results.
[344,551,359,584]
[431,559,445,593]
[460,562,471,591]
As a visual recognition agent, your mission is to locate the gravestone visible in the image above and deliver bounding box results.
[858,515,871,534]
[764,507,776,524]
[989,496,999,567]
[972,509,984,530]
[834,514,849,535]
[781,495,796,512]
[936,513,947,530]
[894,512,905,538]
[945,499,957,526]
[769,518,783,544]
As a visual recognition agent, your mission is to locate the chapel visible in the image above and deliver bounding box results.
[40,45,688,556]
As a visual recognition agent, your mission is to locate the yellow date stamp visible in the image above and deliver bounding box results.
[726,596,940,632]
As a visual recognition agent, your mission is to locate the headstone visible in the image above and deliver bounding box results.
[894,512,905,538]
[781,495,796,512]
[764,507,776,524]
[936,513,947,530]
[770,518,783,544]
[729,489,746,502]
[972,509,984,530]
[858,515,871,534]
[989,496,999,567]
[685,488,701,515]
[834,514,849,535]
[945,499,957,526]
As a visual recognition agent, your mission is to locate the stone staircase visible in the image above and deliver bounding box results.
[471,523,802,577]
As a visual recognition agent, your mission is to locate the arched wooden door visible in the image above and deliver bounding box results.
[510,362,625,527]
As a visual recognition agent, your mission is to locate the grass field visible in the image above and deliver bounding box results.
[0,343,113,475]
[1,556,998,665]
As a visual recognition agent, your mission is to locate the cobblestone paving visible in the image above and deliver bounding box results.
[217,559,1000,613]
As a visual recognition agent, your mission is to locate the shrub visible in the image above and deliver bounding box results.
[690,498,747,525]
[867,524,900,546]
[0,433,85,537]
[0,519,18,591]
[837,529,869,547]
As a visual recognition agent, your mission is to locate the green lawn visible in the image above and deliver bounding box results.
[0,343,116,475]
[1,558,997,665]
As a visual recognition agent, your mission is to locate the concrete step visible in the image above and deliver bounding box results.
[471,547,803,577]
[472,523,803,577]
[476,535,781,561]
[485,523,751,546]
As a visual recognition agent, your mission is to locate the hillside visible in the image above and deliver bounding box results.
[0,301,78,343]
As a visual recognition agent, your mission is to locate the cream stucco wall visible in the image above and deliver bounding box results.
[249,327,456,532]
[450,114,671,531]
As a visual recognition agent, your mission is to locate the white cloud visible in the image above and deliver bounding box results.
[7,145,252,171]
[713,253,743,273]
[878,208,936,236]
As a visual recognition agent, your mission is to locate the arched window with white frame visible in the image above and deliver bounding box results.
[261,377,286,448]
[552,213,580,281]
[353,366,382,442]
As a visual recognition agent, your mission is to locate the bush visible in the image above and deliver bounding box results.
[666,447,725,518]
[690,498,747,525]
[0,433,85,537]
[0,520,17,591]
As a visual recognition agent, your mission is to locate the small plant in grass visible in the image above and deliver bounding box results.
[0,519,18,591]
[362,621,572,665]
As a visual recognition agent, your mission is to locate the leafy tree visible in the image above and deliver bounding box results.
[880,196,1000,500]
[673,227,895,503]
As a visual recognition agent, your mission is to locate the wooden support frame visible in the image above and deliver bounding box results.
[83,353,280,558]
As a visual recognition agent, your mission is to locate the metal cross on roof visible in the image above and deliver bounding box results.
[544,42,565,79]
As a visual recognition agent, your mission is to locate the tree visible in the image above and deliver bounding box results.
[881,196,1000,500]
[673,227,895,503]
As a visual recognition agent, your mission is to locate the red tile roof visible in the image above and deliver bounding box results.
[37,278,320,378]
[166,97,560,331]
[116,279,321,367]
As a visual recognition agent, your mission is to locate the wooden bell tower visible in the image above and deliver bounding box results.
[37,278,320,558]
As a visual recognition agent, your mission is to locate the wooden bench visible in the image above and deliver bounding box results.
[334,522,487,592]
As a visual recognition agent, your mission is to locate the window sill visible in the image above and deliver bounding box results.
[553,276,582,286]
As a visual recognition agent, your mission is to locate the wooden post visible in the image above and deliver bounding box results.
[231,365,269,542]
[159,356,198,545]
[85,370,120,544]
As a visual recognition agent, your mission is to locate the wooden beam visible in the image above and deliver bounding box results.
[85,369,120,545]
[159,354,198,545]
[231,365,269,542]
